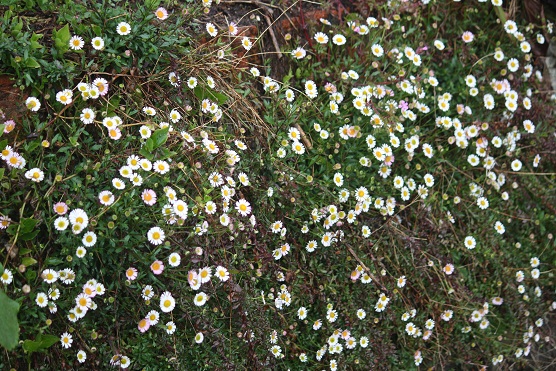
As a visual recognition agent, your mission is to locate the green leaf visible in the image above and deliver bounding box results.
[0,139,6,150]
[151,127,169,149]
[22,334,58,353]
[53,24,70,53]
[11,18,23,37]
[30,33,43,49]
[54,37,67,52]
[19,230,39,241]
[25,140,41,153]
[6,224,17,236]
[159,148,177,160]
[145,137,154,152]
[20,218,38,234]
[139,146,154,161]
[44,257,64,266]
[0,168,4,180]
[144,0,161,10]
[56,24,70,44]
[25,58,41,68]
[106,95,120,117]
[193,86,228,105]
[25,269,36,281]
[92,25,102,37]
[0,289,20,350]
[0,124,4,136]
[21,257,37,267]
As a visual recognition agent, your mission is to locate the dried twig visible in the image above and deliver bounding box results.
[263,15,282,59]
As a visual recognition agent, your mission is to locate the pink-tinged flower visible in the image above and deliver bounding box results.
[138,318,150,332]
[150,260,164,275]
[93,78,109,96]
[228,22,238,36]
[188,270,201,290]
[324,82,337,94]
[398,100,409,112]
[462,31,474,43]
[416,46,428,54]
[350,269,361,281]
[53,202,68,215]
[125,267,138,281]
[3,120,16,134]
[155,7,168,20]
[384,155,395,166]
[141,189,157,206]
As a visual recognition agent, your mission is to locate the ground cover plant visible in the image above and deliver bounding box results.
[1,0,555,369]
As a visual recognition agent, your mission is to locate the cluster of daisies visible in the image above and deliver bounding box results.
[68,20,132,53]
[205,19,255,52]
[2,0,555,368]
[130,261,230,337]
[34,263,105,326]
[237,3,555,368]
[52,205,98,257]
[1,143,27,170]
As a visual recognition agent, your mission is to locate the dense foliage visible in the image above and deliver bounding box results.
[1,0,555,369]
